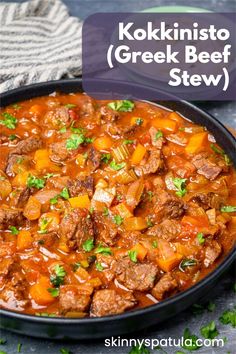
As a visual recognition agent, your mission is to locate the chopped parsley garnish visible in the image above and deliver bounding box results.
[72,262,81,271]
[135,118,143,126]
[179,258,197,271]
[47,288,60,298]
[9,134,17,141]
[146,218,154,228]
[210,143,231,166]
[44,173,56,179]
[95,245,112,255]
[113,215,124,226]
[200,321,219,339]
[66,133,85,150]
[110,160,126,171]
[155,130,163,140]
[129,344,150,354]
[107,100,134,112]
[50,264,66,287]
[197,232,205,245]
[12,103,21,110]
[173,178,187,197]
[221,205,236,213]
[82,238,94,252]
[0,339,6,344]
[191,303,205,315]
[103,207,109,216]
[207,301,216,312]
[60,349,71,354]
[128,250,138,263]
[64,104,77,108]
[101,153,111,164]
[219,307,236,328]
[38,217,51,234]
[181,328,202,351]
[60,187,70,200]
[50,196,58,205]
[27,175,45,189]
[59,127,67,133]
[152,240,158,248]
[95,262,104,272]
[123,139,134,145]
[0,112,18,129]
[9,226,19,235]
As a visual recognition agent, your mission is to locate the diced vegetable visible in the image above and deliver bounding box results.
[157,254,183,272]
[29,104,44,115]
[69,194,91,209]
[75,267,89,282]
[95,179,108,189]
[130,243,148,261]
[17,230,33,251]
[87,277,102,288]
[112,144,130,162]
[185,132,208,154]
[34,149,55,171]
[0,173,12,199]
[38,212,60,233]
[114,169,137,184]
[76,153,87,167]
[92,187,115,207]
[131,144,147,165]
[12,171,31,187]
[29,276,56,305]
[93,136,112,151]
[115,202,133,219]
[23,196,41,220]
[123,217,147,231]
[168,111,183,124]
[152,118,178,133]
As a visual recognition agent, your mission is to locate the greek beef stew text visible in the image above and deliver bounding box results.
[0,93,235,318]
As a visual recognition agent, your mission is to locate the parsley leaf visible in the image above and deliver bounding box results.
[113,215,124,226]
[181,328,202,351]
[129,344,150,354]
[50,265,66,287]
[128,250,138,263]
[135,118,143,126]
[17,343,22,353]
[207,301,216,312]
[155,130,163,140]
[0,112,18,129]
[110,160,126,171]
[44,173,55,179]
[12,104,21,110]
[200,321,219,339]
[95,245,112,255]
[173,178,187,197]
[47,288,59,298]
[219,307,236,328]
[27,175,45,189]
[60,187,70,200]
[107,100,134,112]
[9,134,17,141]
[64,104,77,108]
[9,226,19,235]
[60,349,71,354]
[180,259,197,271]
[95,262,104,272]
[221,205,236,213]
[123,139,134,145]
[66,133,85,150]
[103,207,109,216]
[0,339,6,344]
[197,232,205,245]
[38,217,52,234]
[82,238,94,252]
[152,240,158,248]
[50,196,58,205]
[101,153,111,164]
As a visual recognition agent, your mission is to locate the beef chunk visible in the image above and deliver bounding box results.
[87,147,101,171]
[11,136,43,155]
[43,107,71,128]
[0,208,25,230]
[90,289,136,317]
[13,187,32,208]
[100,106,120,123]
[59,209,94,250]
[49,140,69,163]
[147,219,181,241]
[151,273,178,301]
[96,254,116,282]
[204,240,222,267]
[191,192,225,210]
[154,190,185,221]
[135,149,164,176]
[192,154,222,180]
[59,285,93,313]
[34,231,58,248]
[93,212,118,246]
[47,176,70,190]
[0,258,14,278]
[5,154,29,176]
[149,127,164,149]
[67,176,94,198]
[0,263,29,310]
[114,258,158,291]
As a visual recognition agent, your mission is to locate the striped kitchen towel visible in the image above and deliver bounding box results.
[0,0,83,93]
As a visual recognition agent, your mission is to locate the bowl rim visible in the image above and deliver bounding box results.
[0,78,235,325]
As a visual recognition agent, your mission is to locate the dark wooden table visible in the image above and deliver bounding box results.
[0,1,235,353]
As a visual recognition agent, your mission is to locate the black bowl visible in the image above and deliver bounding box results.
[0,79,235,339]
